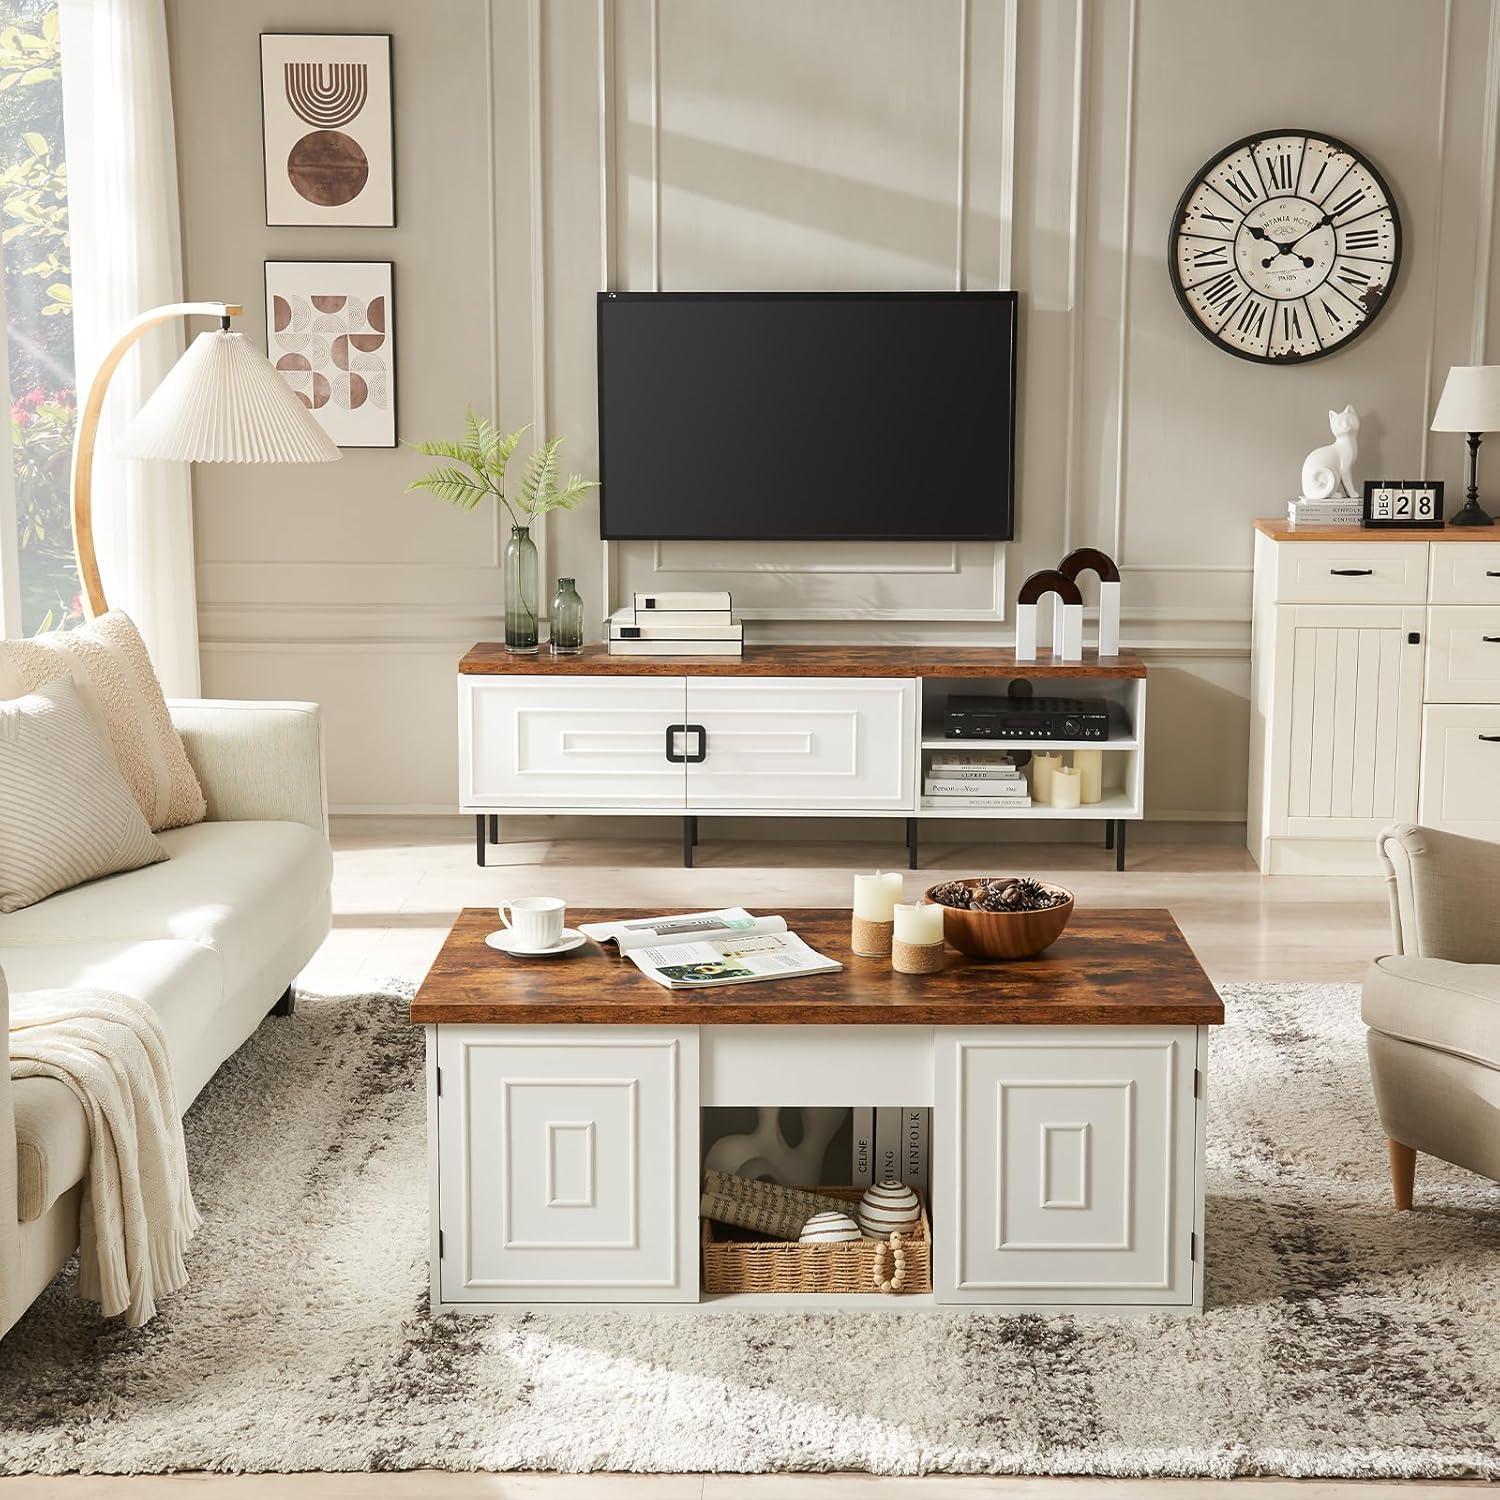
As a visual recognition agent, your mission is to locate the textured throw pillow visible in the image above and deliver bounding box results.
[0,676,166,913]
[0,610,205,831]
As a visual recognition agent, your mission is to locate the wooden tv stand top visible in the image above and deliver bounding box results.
[460,642,1147,679]
[410,907,1222,1026]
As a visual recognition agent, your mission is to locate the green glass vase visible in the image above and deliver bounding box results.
[503,524,540,654]
[551,577,584,654]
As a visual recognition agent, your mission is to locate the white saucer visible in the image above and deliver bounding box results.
[485,927,587,958]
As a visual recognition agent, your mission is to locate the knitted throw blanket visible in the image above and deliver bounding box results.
[9,989,200,1327]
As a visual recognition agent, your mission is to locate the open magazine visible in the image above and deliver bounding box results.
[578,907,842,989]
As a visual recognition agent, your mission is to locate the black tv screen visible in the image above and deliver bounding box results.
[597,291,1017,542]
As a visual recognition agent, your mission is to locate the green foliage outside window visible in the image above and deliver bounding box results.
[0,0,76,635]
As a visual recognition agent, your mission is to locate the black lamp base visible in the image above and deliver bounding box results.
[1450,431,1496,526]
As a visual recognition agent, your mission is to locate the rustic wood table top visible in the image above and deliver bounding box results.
[409,907,1224,1027]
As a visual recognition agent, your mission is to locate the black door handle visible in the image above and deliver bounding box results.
[1329,568,1374,576]
[665,724,687,763]
[1480,734,1500,742]
[684,724,708,764]
[1487,571,1500,577]
[1484,637,1500,644]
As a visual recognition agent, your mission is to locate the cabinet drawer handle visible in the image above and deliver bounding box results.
[665,724,687,763]
[1484,637,1500,644]
[1329,568,1374,576]
[1487,571,1500,577]
[1480,734,1500,743]
[684,723,708,764]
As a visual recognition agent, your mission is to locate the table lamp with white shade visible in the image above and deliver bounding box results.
[70,300,340,617]
[1430,365,1500,528]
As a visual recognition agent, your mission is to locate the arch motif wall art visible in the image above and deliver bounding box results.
[265,261,396,448]
[260,34,393,227]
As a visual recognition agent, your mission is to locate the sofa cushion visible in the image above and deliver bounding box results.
[0,609,205,831]
[6,938,224,1223]
[1362,955,1500,1070]
[0,820,333,988]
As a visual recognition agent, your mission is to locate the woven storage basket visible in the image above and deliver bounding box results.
[701,1185,932,1296]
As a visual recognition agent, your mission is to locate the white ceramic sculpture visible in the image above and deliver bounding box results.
[1299,405,1360,500]
[857,1179,921,1238]
[702,1106,846,1185]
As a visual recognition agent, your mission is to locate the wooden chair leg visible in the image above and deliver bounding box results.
[1388,1139,1416,1211]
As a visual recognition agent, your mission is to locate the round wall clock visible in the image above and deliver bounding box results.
[1169,130,1401,363]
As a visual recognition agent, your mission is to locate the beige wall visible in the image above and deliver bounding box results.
[167,0,1500,820]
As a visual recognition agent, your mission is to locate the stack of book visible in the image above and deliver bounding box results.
[922,749,1031,808]
[606,590,744,656]
[1286,495,1361,529]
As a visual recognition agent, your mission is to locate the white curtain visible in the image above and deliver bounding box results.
[58,0,199,695]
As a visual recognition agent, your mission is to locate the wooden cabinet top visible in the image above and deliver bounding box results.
[460,642,1147,679]
[410,907,1222,1026]
[1254,518,1494,543]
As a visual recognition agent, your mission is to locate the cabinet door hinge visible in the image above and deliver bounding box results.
[1190,1231,1197,1262]
[438,1229,444,1259]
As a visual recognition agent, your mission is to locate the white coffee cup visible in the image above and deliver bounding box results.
[499,896,566,950]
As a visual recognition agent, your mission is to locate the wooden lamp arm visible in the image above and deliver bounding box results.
[70,300,242,618]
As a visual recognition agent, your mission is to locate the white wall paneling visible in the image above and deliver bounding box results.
[167,0,1500,817]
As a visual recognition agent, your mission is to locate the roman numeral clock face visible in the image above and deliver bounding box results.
[1170,131,1401,362]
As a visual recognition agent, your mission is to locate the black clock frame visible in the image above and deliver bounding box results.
[1167,128,1403,366]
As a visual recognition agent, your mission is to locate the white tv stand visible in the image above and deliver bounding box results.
[458,643,1147,869]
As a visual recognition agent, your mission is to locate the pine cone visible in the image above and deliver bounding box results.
[1012,877,1059,911]
[929,880,974,909]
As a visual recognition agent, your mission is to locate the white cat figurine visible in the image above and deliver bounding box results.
[1300,406,1360,500]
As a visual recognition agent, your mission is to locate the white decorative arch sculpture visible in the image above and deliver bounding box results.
[1016,569,1083,663]
[1057,548,1122,658]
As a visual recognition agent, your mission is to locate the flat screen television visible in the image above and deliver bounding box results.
[596,290,1017,542]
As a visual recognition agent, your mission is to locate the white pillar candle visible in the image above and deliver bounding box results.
[1031,750,1062,802]
[1073,747,1104,804]
[1050,764,1082,809]
[852,870,903,921]
[893,901,944,946]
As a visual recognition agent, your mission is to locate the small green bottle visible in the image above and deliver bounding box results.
[550,577,584,655]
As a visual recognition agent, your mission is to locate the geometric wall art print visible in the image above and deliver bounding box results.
[264,261,396,448]
[260,34,393,227]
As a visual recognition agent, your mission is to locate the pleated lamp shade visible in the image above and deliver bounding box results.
[117,330,342,463]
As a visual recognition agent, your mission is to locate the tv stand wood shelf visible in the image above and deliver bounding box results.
[458,643,1148,869]
[415,906,1220,1314]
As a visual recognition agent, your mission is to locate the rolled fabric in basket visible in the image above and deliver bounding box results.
[700,1169,850,1241]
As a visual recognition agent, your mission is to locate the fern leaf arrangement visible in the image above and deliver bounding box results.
[406,407,598,529]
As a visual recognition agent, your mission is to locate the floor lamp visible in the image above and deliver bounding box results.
[71,300,340,618]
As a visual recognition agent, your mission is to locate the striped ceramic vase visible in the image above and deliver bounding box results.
[857,1179,920,1239]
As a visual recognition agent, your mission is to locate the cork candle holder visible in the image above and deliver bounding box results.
[852,871,903,957]
[891,901,945,975]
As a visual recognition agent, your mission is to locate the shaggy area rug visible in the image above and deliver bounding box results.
[1,981,1497,1478]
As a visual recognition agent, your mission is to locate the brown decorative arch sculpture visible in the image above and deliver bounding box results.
[1015,569,1084,662]
[1056,549,1122,656]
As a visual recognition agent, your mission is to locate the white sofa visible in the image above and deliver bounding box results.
[0,699,333,1337]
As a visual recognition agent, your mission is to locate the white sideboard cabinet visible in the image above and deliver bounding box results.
[1249,521,1500,873]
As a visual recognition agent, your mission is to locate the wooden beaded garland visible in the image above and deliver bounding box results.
[872,1232,907,1293]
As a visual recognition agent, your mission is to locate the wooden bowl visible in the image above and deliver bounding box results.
[921,879,1075,960]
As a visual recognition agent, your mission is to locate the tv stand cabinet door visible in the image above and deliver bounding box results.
[460,675,687,809]
[684,677,917,810]
[934,1027,1199,1306]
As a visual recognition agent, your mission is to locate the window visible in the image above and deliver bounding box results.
[0,1,75,635]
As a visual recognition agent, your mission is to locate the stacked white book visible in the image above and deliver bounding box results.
[923,749,1031,808]
[607,591,743,656]
[1286,496,1361,529]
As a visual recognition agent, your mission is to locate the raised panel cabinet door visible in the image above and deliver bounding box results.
[934,1027,1198,1305]
[1271,605,1424,838]
[436,1025,699,1302]
[459,675,687,809]
[683,677,917,810]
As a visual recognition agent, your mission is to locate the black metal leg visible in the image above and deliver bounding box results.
[488,813,499,844]
[688,815,699,847]
[270,986,295,1018]
[907,816,919,870]
[1115,819,1127,872]
[683,816,694,868]
[1105,820,1114,851]
[475,814,486,867]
